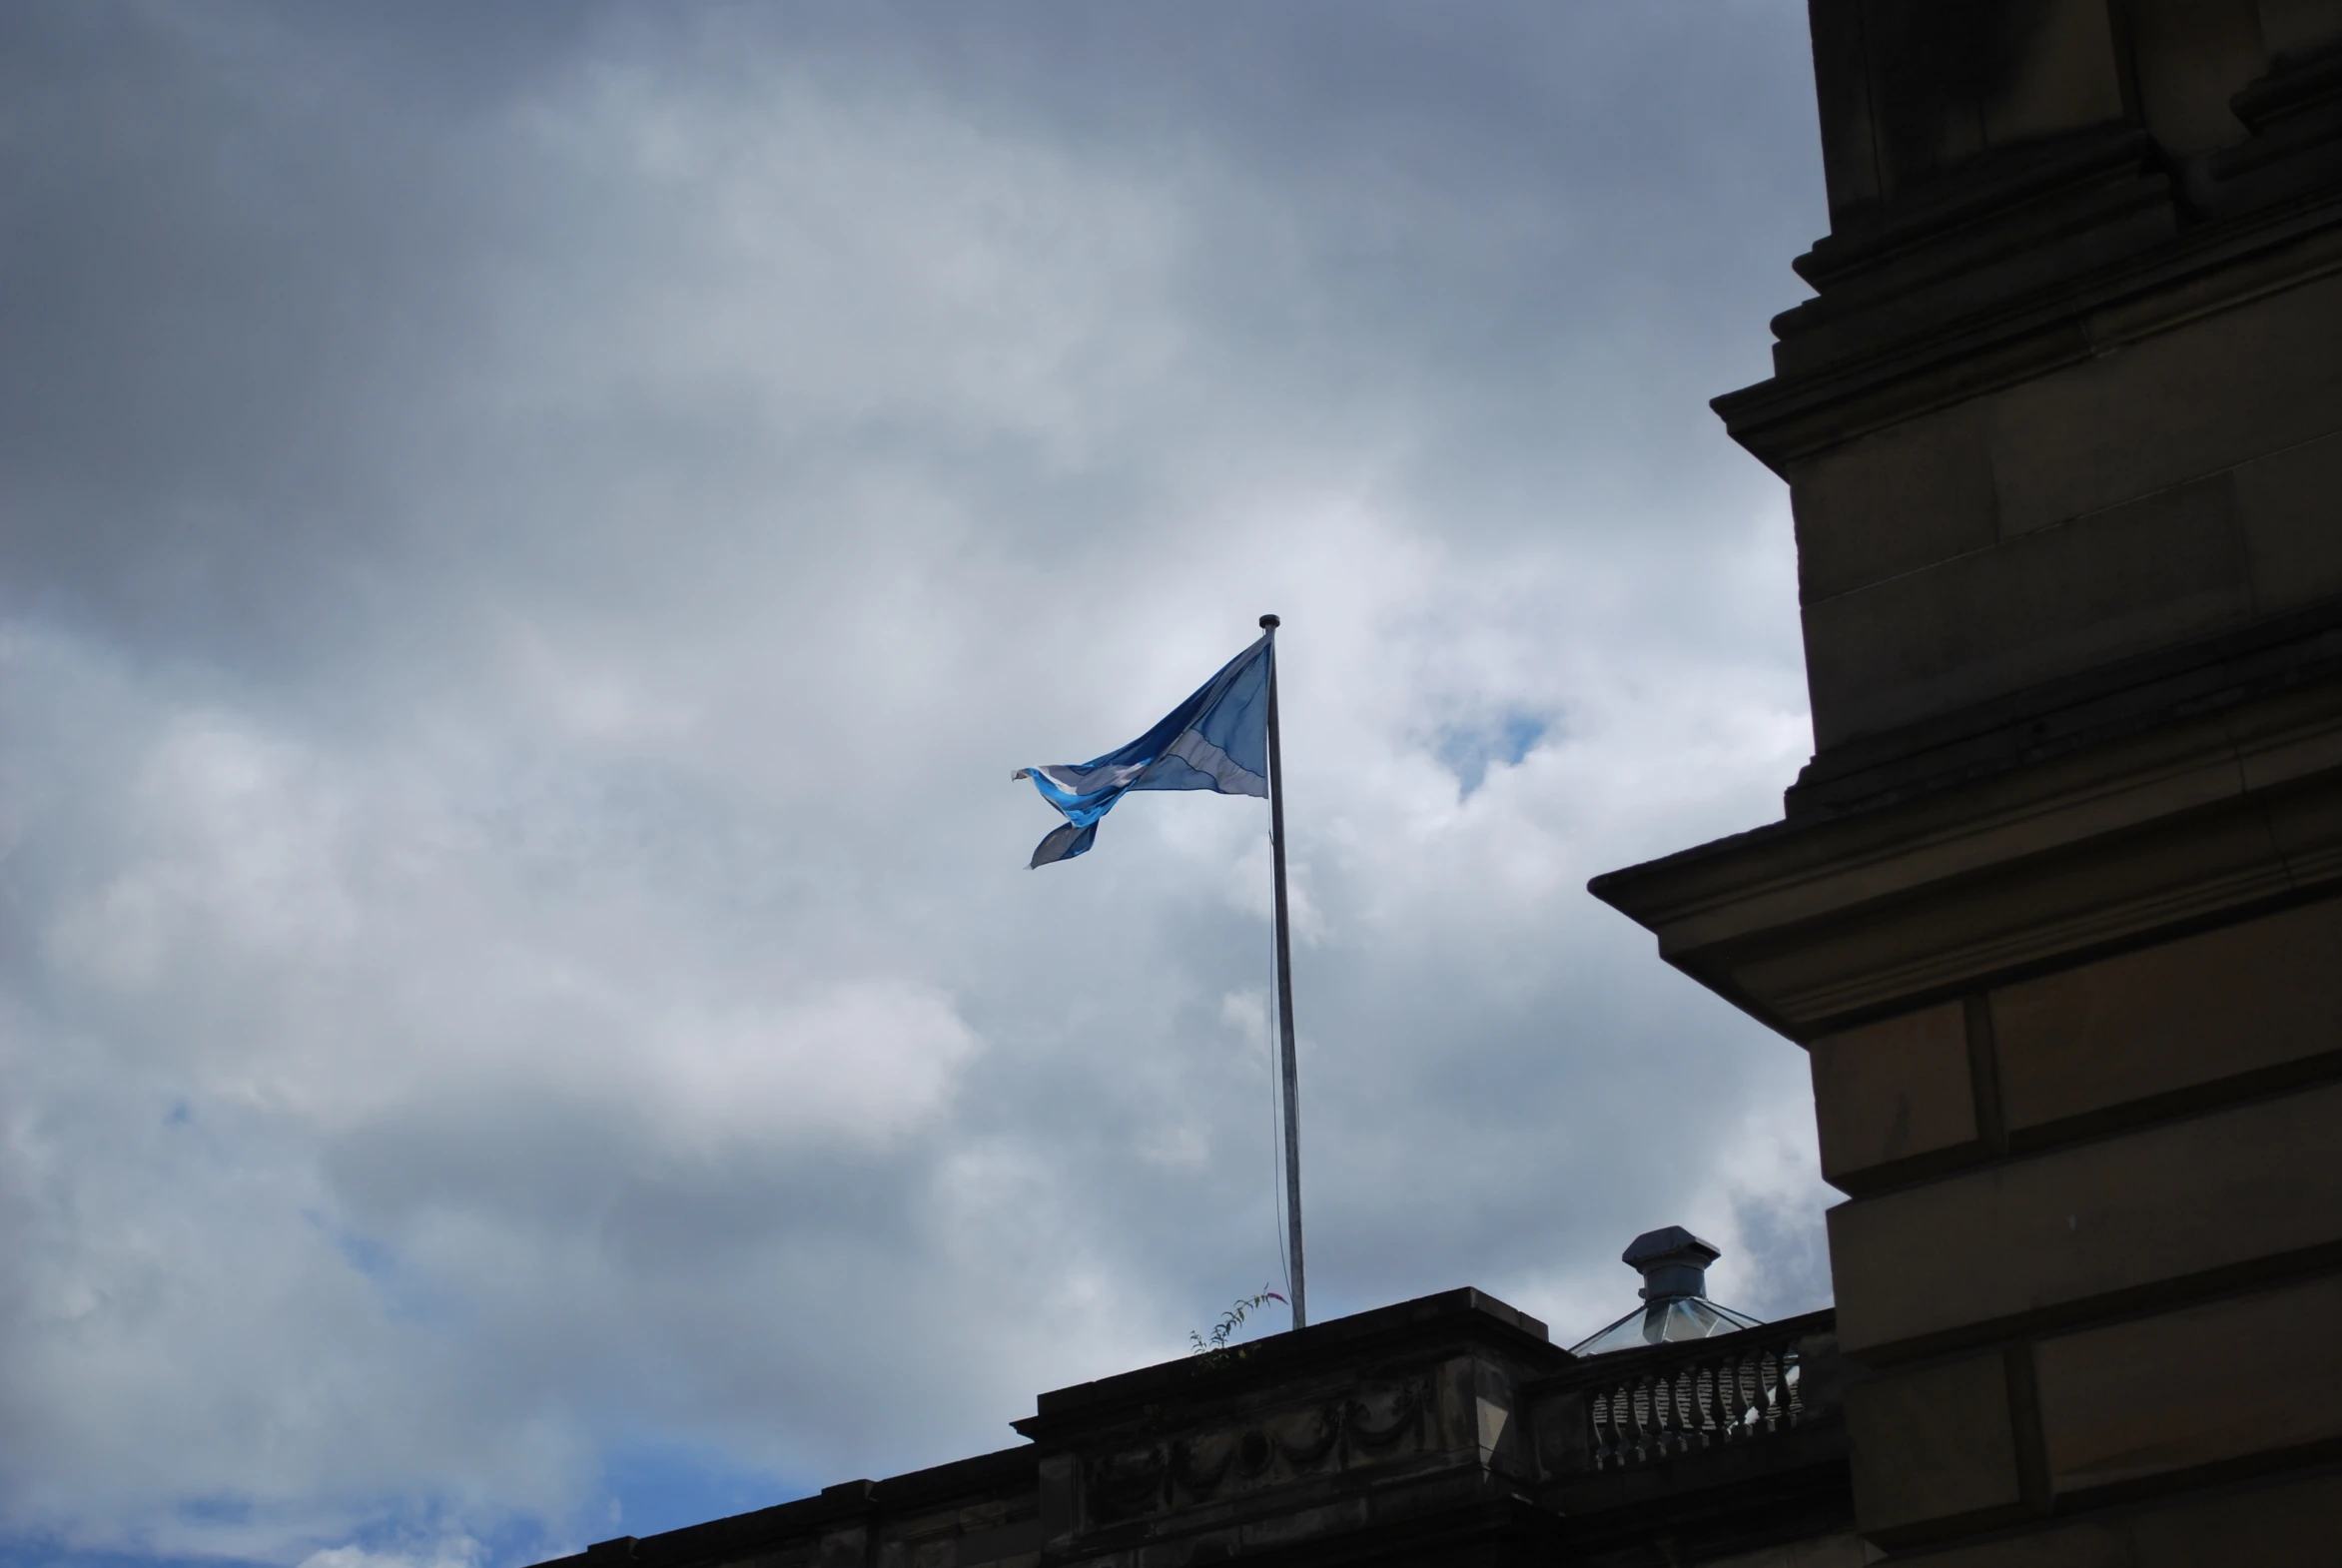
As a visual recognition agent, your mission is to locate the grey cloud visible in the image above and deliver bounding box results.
[0,4,1834,1563]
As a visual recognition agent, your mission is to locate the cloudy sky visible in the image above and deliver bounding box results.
[0,5,1832,1567]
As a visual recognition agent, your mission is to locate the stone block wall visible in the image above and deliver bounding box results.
[1595,3,2342,1562]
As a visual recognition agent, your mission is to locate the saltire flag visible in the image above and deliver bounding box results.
[1015,633,1272,867]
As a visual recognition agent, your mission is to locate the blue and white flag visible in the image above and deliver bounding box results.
[1015,633,1272,867]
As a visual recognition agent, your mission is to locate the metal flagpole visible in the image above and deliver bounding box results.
[1258,613,1306,1329]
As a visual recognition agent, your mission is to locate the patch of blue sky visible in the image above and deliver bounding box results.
[306,1213,456,1325]
[0,1543,275,1568]
[338,1494,553,1568]
[0,1439,812,1568]
[0,1489,558,1568]
[1435,711,1554,797]
[589,1438,814,1546]
[469,1511,565,1568]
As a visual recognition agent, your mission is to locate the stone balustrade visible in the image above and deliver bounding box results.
[1529,1308,1840,1479]
[1585,1327,1807,1468]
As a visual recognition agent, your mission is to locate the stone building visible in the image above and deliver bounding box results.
[545,5,2342,1567]
[1594,0,2342,1561]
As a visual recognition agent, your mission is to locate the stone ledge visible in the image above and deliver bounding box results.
[1588,677,2342,1038]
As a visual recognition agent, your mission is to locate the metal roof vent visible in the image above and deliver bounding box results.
[1566,1225,1764,1355]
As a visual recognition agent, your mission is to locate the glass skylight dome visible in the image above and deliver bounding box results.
[1567,1225,1764,1356]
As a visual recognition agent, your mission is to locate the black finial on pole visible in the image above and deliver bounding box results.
[1259,614,1305,1330]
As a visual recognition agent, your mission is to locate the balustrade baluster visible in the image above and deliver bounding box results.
[1571,1323,1825,1472]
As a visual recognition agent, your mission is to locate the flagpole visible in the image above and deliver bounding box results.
[1258,613,1306,1330]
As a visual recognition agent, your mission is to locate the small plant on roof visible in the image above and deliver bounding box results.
[1189,1287,1287,1369]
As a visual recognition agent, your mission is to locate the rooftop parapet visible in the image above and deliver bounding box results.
[536,1290,1850,1568]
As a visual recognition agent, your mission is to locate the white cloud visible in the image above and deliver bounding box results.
[299,1541,482,1568]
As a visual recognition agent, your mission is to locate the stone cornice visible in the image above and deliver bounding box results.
[1589,675,2342,1039]
[1013,1288,1560,1445]
[1718,43,2342,476]
[1715,188,2342,476]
